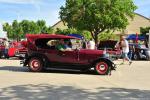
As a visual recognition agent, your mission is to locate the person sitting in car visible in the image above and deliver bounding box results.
[64,40,72,50]
[56,39,72,51]
[56,39,66,51]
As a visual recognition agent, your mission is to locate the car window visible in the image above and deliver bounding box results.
[70,39,82,49]
[139,44,146,49]
[35,38,58,49]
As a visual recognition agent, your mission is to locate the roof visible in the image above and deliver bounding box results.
[52,20,62,27]
[135,13,150,20]
[52,13,150,29]
[26,34,80,40]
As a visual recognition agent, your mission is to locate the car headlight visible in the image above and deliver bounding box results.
[141,50,143,53]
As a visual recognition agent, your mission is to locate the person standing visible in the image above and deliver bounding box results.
[87,38,95,50]
[120,36,132,65]
[4,39,9,59]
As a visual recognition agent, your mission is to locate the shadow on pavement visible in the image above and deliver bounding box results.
[0,84,150,100]
[0,66,98,75]
[0,66,29,72]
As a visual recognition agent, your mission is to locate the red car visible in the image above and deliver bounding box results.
[21,34,116,75]
[98,40,122,60]
[8,40,27,58]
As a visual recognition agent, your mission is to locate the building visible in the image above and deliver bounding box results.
[52,13,150,34]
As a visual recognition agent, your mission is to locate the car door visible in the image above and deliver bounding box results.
[55,50,78,64]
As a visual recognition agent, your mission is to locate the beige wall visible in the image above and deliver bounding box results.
[52,21,68,31]
[125,14,150,34]
[52,13,150,34]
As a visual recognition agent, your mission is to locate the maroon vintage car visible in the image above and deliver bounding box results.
[21,34,116,75]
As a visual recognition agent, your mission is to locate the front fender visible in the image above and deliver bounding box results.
[93,57,116,70]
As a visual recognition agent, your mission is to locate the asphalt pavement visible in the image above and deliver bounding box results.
[0,59,150,100]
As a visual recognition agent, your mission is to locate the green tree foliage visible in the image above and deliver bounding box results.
[98,32,119,41]
[56,28,79,35]
[3,20,53,40]
[140,27,150,35]
[55,28,91,39]
[3,23,13,38]
[60,0,137,44]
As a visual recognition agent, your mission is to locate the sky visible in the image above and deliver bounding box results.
[0,0,150,37]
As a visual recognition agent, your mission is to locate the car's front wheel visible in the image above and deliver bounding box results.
[133,53,139,60]
[146,55,150,60]
[28,57,43,72]
[95,61,109,75]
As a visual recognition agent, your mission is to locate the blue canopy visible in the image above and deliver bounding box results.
[68,34,84,39]
[126,34,145,40]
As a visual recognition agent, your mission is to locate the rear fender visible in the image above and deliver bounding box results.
[22,53,48,67]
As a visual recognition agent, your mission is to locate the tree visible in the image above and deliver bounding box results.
[55,28,91,39]
[37,20,46,33]
[3,23,13,39]
[3,20,54,40]
[12,20,23,40]
[60,0,137,44]
[140,27,150,35]
[98,32,119,41]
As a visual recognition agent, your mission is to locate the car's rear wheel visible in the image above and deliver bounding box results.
[28,57,43,72]
[95,61,109,75]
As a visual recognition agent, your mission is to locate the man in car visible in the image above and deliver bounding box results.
[56,39,72,51]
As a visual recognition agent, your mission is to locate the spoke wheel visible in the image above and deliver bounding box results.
[133,54,139,60]
[95,61,109,75]
[29,58,43,72]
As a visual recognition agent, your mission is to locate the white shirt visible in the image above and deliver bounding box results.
[88,40,95,49]
[122,40,129,53]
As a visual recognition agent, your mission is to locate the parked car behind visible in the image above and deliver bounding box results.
[21,34,116,75]
[98,40,122,60]
[129,43,150,60]
[8,40,27,59]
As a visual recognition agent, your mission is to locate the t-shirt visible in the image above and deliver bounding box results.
[88,40,95,50]
[56,44,65,51]
[122,40,129,53]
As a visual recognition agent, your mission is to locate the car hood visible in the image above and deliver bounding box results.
[98,40,117,49]
[80,49,104,55]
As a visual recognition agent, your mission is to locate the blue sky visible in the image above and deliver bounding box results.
[0,0,149,26]
[0,0,65,26]
[0,0,150,37]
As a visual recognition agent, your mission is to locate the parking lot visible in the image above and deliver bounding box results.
[0,59,150,100]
